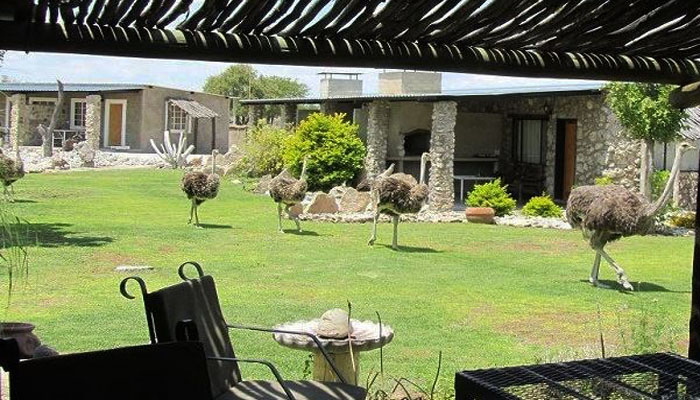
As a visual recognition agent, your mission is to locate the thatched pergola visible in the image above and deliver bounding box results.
[1,1,700,85]
[3,0,700,359]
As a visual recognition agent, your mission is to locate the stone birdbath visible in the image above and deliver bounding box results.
[273,309,394,384]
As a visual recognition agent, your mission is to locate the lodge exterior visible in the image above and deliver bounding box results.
[0,83,231,154]
[242,72,700,211]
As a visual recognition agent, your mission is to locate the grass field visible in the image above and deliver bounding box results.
[1,168,694,390]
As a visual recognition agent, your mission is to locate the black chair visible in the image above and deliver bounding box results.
[121,261,367,400]
[0,338,214,400]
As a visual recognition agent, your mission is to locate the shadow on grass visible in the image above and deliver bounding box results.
[282,229,320,236]
[378,244,442,253]
[580,279,689,293]
[5,222,113,248]
[12,199,37,204]
[198,223,233,229]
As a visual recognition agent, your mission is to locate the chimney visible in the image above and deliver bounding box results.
[319,72,363,98]
[378,71,442,95]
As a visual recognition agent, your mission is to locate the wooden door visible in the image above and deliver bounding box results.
[562,121,577,199]
[108,103,124,146]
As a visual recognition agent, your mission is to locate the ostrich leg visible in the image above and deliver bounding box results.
[188,199,195,224]
[285,204,302,232]
[368,209,379,246]
[193,202,201,227]
[277,202,283,232]
[598,248,634,290]
[589,251,608,288]
[391,215,399,250]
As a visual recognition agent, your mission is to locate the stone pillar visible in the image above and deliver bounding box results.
[281,103,297,126]
[85,95,101,150]
[364,101,390,178]
[247,105,263,128]
[429,101,457,211]
[9,94,26,155]
[320,101,336,115]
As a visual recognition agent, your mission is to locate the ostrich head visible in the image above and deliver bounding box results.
[647,141,695,217]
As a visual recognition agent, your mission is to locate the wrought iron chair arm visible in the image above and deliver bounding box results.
[208,356,296,400]
[226,323,348,384]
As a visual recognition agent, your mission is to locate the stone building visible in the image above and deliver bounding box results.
[242,73,700,211]
[0,83,232,154]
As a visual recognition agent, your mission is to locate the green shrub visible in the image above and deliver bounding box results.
[669,211,695,229]
[466,178,516,216]
[235,120,291,177]
[651,169,670,200]
[522,195,563,218]
[595,176,614,186]
[282,113,365,191]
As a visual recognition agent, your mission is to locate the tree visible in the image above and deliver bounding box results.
[282,113,365,191]
[203,64,308,120]
[604,82,687,199]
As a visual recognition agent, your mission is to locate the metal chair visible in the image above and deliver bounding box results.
[121,261,367,400]
[0,338,214,400]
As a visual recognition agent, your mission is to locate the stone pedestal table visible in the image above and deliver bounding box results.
[273,318,394,385]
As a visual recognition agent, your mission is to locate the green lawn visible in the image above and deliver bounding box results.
[2,168,695,389]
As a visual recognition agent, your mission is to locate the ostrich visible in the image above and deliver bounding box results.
[566,142,694,290]
[0,148,25,202]
[181,149,220,227]
[368,152,430,250]
[269,157,308,232]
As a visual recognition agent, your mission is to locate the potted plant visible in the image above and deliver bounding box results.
[0,205,36,358]
[465,178,516,224]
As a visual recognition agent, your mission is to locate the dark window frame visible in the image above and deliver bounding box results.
[512,116,547,165]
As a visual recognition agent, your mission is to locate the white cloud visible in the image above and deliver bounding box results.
[2,51,603,96]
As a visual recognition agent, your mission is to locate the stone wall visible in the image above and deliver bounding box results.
[458,95,631,196]
[429,101,457,211]
[364,101,390,178]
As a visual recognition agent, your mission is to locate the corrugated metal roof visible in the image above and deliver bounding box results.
[682,108,700,141]
[0,83,147,93]
[241,83,605,105]
[169,99,218,118]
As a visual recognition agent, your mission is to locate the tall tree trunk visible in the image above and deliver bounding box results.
[639,139,654,200]
[38,80,65,157]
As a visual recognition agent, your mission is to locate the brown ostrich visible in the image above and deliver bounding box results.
[566,142,694,290]
[269,156,308,232]
[0,148,25,202]
[368,152,430,250]
[181,149,220,227]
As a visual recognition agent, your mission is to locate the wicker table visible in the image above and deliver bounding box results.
[273,318,393,385]
[455,352,700,399]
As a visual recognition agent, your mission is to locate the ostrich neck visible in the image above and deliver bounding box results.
[300,160,308,180]
[419,156,427,185]
[211,152,216,174]
[646,147,684,217]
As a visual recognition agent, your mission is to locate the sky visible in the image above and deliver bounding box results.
[1,50,604,96]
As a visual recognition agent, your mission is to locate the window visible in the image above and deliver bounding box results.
[513,119,545,164]
[167,102,188,133]
[29,97,57,106]
[70,99,87,129]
